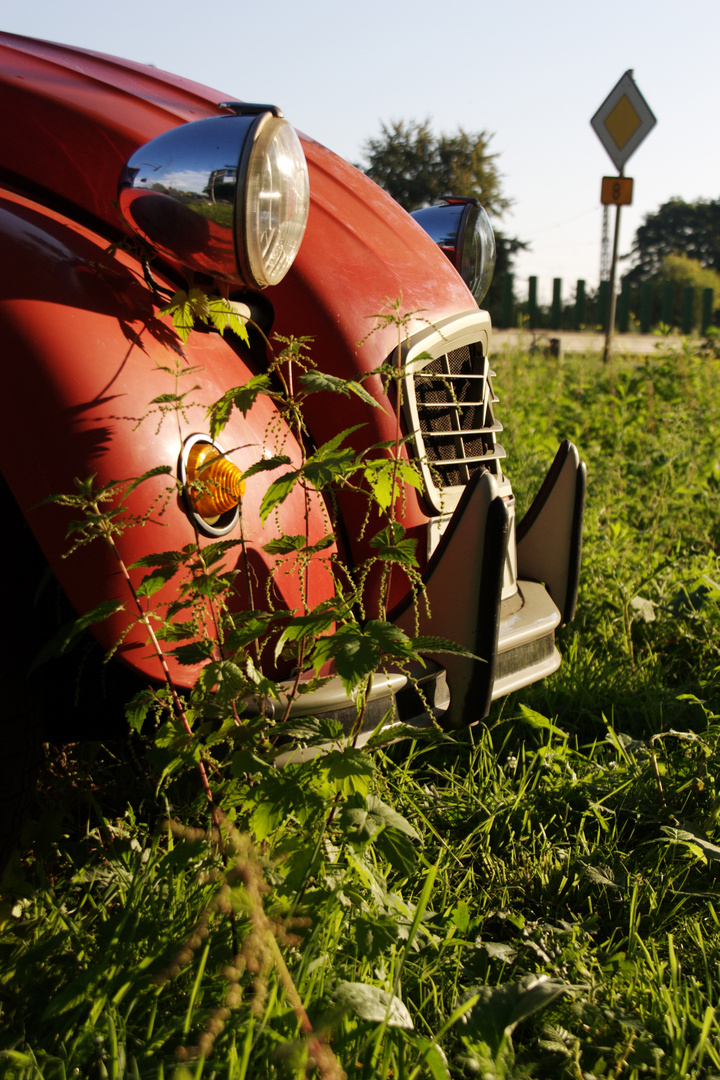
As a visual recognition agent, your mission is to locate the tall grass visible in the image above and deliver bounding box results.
[4,341,720,1079]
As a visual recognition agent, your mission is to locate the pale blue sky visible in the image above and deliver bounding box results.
[3,0,718,303]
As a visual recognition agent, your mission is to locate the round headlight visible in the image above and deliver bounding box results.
[238,116,310,288]
[459,204,496,306]
[118,107,309,289]
[411,197,496,305]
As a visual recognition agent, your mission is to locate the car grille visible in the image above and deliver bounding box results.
[405,341,505,504]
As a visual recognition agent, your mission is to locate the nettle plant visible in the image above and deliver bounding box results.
[45,286,474,1069]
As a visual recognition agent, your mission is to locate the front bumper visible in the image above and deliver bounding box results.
[274,439,585,758]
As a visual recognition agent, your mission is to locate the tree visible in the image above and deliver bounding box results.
[626,197,720,282]
[655,254,720,327]
[360,119,523,309]
[361,119,509,215]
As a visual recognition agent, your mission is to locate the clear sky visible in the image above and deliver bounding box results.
[3,0,718,305]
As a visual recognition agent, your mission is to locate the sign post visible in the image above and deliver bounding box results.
[591,71,656,361]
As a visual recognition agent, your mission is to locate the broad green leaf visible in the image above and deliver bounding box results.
[459,975,574,1058]
[369,523,418,566]
[518,704,568,739]
[207,374,274,436]
[207,295,250,343]
[135,564,180,598]
[663,826,720,863]
[298,370,384,410]
[169,640,216,665]
[413,1039,450,1080]
[196,660,247,707]
[274,603,346,661]
[268,716,344,745]
[311,624,380,694]
[129,549,187,570]
[333,982,413,1029]
[340,794,420,842]
[259,469,301,523]
[375,827,418,875]
[124,688,157,734]
[241,454,292,481]
[30,599,125,670]
[317,748,375,796]
[354,915,400,959]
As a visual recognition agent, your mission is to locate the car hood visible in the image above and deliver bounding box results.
[0,31,476,366]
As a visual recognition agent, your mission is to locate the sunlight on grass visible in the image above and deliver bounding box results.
[4,340,720,1078]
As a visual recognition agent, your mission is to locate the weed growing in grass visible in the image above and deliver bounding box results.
[5,339,720,1078]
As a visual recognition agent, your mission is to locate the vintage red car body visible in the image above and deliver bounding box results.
[0,32,585,742]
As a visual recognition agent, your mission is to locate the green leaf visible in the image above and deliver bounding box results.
[413,1039,450,1080]
[311,624,380,694]
[662,826,720,863]
[354,915,400,959]
[196,660,247,707]
[268,716,344,745]
[340,794,420,843]
[317,748,375,796]
[169,640,216,665]
[298,370,351,396]
[298,370,384,410]
[124,688,158,734]
[241,454,292,481]
[207,375,274,436]
[30,599,125,670]
[259,469,301,524]
[375,827,418,875]
[459,975,574,1058]
[136,564,181,598]
[333,982,413,1029]
[206,295,250,343]
[518,704,568,739]
[369,523,418,566]
[274,603,346,661]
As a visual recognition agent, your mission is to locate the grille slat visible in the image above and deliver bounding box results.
[404,340,503,499]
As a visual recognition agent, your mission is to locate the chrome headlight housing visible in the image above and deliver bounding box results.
[411,197,496,305]
[119,105,309,288]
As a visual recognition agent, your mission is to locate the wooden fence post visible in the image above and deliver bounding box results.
[550,278,562,330]
[618,278,631,333]
[661,283,674,327]
[501,274,514,329]
[702,288,714,335]
[528,276,538,329]
[574,280,586,330]
[681,286,694,334]
[640,282,653,333]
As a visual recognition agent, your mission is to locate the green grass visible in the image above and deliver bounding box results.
[4,340,720,1078]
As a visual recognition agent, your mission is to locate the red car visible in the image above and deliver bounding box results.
[0,33,584,818]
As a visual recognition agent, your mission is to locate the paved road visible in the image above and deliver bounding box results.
[490,328,694,356]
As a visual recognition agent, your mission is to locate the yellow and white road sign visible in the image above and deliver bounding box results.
[591,70,656,173]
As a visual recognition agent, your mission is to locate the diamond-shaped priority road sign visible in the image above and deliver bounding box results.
[591,70,657,173]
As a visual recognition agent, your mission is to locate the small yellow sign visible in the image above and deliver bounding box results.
[601,176,634,206]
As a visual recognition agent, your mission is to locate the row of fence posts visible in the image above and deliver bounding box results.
[494,275,716,335]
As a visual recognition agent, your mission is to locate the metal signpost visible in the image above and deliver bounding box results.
[591,71,656,361]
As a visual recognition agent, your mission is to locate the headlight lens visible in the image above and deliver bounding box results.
[460,204,496,306]
[240,118,310,287]
[411,198,496,305]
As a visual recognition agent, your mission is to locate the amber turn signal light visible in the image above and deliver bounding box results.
[186,442,245,521]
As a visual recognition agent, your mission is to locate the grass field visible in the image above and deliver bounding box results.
[3,338,720,1079]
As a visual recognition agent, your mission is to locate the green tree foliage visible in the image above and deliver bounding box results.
[360,119,523,309]
[361,119,509,216]
[656,253,720,326]
[626,197,720,282]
